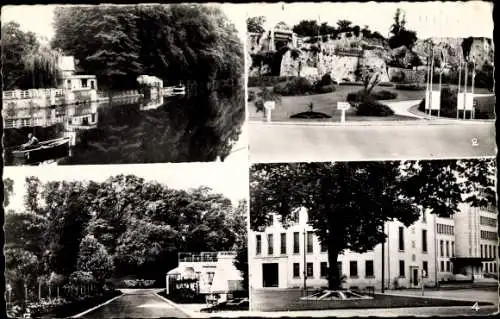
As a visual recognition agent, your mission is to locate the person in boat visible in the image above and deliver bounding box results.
[21,133,40,150]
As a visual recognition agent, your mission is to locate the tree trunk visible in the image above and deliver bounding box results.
[327,248,341,289]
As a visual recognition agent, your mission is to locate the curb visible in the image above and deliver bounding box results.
[248,119,494,127]
[154,293,197,318]
[72,293,123,318]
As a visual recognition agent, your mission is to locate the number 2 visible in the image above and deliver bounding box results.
[472,138,478,146]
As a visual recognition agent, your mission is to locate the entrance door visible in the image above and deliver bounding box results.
[412,268,419,287]
[262,263,279,288]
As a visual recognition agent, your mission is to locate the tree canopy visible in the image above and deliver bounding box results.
[250,159,495,289]
[247,16,266,33]
[5,174,247,289]
[388,8,418,49]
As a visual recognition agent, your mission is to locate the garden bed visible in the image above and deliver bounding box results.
[290,111,332,119]
[33,290,122,319]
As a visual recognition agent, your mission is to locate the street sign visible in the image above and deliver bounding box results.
[337,102,350,110]
[264,101,276,110]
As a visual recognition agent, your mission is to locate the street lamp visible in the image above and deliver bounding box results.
[303,228,307,295]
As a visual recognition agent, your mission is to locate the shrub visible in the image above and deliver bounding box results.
[346,90,397,102]
[356,98,394,116]
[247,91,256,102]
[318,73,334,86]
[371,90,397,100]
[247,76,294,87]
[315,84,336,94]
[395,83,426,91]
[273,77,314,96]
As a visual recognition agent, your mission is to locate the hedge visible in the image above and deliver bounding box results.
[356,99,395,116]
[248,76,295,87]
[395,83,426,91]
[346,90,397,102]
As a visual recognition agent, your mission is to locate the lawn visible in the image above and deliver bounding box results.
[248,84,493,122]
[251,288,494,312]
[248,84,424,122]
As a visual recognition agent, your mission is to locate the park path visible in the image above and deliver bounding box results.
[383,100,428,119]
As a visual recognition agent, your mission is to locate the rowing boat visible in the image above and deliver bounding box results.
[12,137,71,165]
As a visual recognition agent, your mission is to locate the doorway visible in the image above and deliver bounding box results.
[262,263,279,288]
[411,267,419,287]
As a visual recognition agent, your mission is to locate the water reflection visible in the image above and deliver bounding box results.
[2,95,201,165]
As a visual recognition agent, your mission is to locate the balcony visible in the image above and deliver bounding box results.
[178,251,236,263]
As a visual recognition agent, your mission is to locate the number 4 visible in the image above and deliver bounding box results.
[471,302,480,311]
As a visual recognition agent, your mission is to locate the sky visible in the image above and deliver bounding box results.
[246,1,493,39]
[1,3,246,41]
[3,163,249,211]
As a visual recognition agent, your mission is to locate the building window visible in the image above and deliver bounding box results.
[337,262,342,277]
[446,261,450,272]
[446,241,450,257]
[399,260,405,277]
[307,231,314,253]
[440,261,445,272]
[423,261,428,277]
[481,244,484,258]
[320,242,327,252]
[293,263,300,278]
[398,227,404,251]
[489,245,493,259]
[81,78,88,88]
[267,234,274,255]
[480,230,498,241]
[293,232,300,253]
[412,241,416,249]
[494,246,497,259]
[306,262,314,278]
[422,209,426,223]
[440,240,444,257]
[365,260,374,278]
[494,263,497,273]
[350,261,358,278]
[280,233,287,254]
[256,235,261,255]
[320,262,328,278]
[480,216,497,227]
[422,229,428,252]
[451,241,454,257]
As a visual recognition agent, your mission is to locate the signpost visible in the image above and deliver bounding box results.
[337,102,350,123]
[264,101,276,123]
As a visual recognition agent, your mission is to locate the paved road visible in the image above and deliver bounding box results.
[385,287,499,304]
[79,289,189,318]
[199,306,498,317]
[249,121,495,163]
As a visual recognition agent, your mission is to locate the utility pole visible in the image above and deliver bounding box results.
[381,231,385,293]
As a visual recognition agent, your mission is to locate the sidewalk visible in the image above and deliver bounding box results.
[248,118,493,127]
[382,288,499,304]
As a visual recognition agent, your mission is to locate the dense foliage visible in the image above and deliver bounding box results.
[49,4,245,161]
[250,159,495,288]
[5,175,247,302]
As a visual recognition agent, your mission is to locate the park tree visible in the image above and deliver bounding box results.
[354,61,383,96]
[77,235,115,283]
[1,21,39,90]
[3,178,15,207]
[292,20,320,38]
[250,159,495,289]
[247,16,266,33]
[22,44,63,88]
[336,19,353,32]
[24,177,42,214]
[388,8,417,49]
[4,212,48,256]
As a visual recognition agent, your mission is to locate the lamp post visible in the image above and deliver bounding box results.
[303,228,307,295]
[457,49,462,119]
[471,58,476,119]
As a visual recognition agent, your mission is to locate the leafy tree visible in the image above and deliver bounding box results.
[292,20,320,38]
[77,235,114,283]
[22,44,62,88]
[5,248,41,294]
[336,19,352,32]
[250,159,494,289]
[354,61,383,96]
[247,16,266,33]
[4,213,48,256]
[388,8,417,49]
[3,178,15,207]
[1,21,39,90]
[23,177,42,214]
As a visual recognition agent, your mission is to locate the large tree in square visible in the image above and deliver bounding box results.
[250,159,495,289]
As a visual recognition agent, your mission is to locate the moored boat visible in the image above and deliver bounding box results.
[12,137,71,165]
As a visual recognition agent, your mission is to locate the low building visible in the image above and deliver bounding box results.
[166,251,243,301]
[249,202,498,291]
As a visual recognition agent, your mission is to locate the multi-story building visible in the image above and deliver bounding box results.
[249,202,498,291]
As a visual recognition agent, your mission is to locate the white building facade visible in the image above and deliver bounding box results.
[249,203,498,291]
